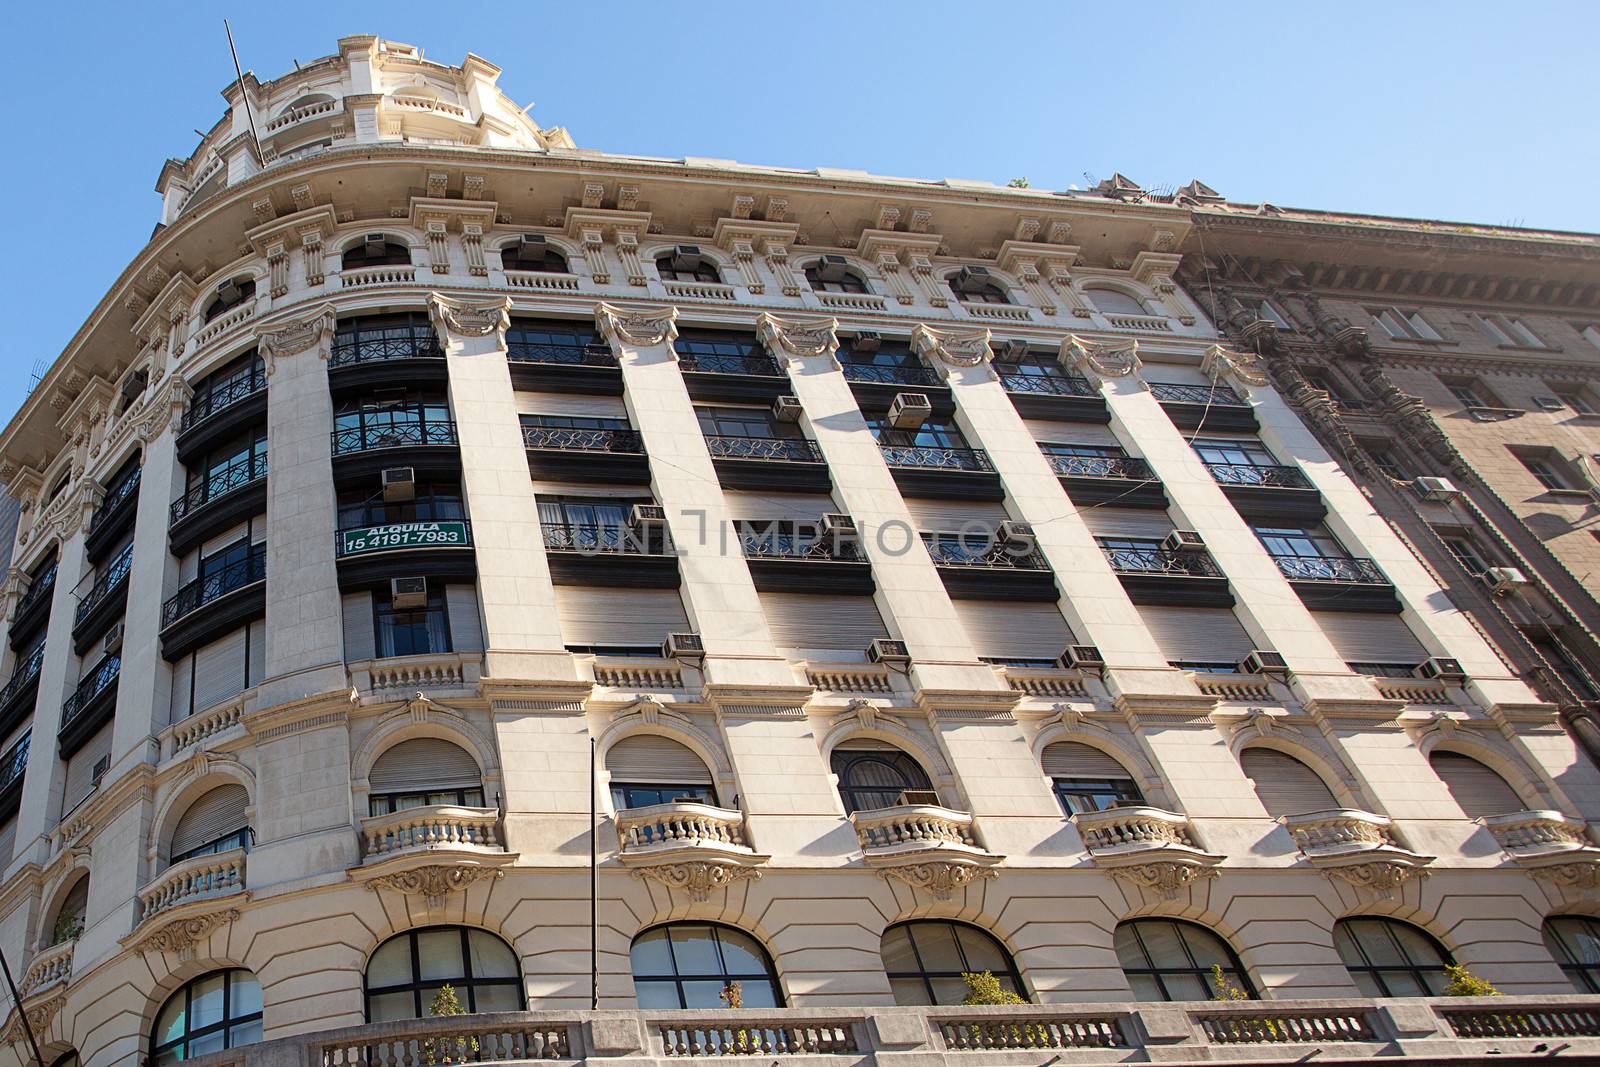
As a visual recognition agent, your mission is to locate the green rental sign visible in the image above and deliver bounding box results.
[341,521,468,556]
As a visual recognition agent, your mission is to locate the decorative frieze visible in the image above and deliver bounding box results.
[256,304,338,374]
[1201,344,1271,387]
[879,860,998,902]
[131,907,239,961]
[1062,335,1143,385]
[1107,861,1218,902]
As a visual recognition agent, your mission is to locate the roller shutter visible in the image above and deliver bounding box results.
[1140,606,1254,665]
[192,629,247,714]
[170,784,249,857]
[1241,749,1338,818]
[342,592,375,662]
[517,392,629,419]
[201,523,250,559]
[722,492,838,523]
[1142,363,1211,386]
[61,724,111,816]
[1312,611,1428,666]
[1027,421,1118,446]
[555,587,689,647]
[370,738,482,793]
[446,585,484,653]
[0,819,13,868]
[532,482,652,499]
[1081,508,1172,540]
[1041,741,1134,780]
[954,600,1073,661]
[902,499,1009,533]
[247,621,265,686]
[758,592,889,659]
[605,735,712,785]
[170,656,194,721]
[1430,752,1525,818]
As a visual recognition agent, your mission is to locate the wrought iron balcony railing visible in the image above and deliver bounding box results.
[60,654,120,733]
[1148,381,1247,406]
[15,565,56,618]
[878,444,994,472]
[840,362,943,387]
[521,425,644,453]
[505,339,616,367]
[89,468,141,534]
[170,454,267,523]
[923,534,1049,570]
[1206,463,1313,489]
[541,523,672,556]
[1048,454,1154,480]
[73,543,134,627]
[0,646,45,709]
[331,420,457,456]
[704,435,824,463]
[739,528,861,561]
[328,331,443,367]
[999,372,1098,397]
[181,366,265,432]
[1102,545,1224,578]
[161,548,266,628]
[0,732,27,795]
[679,351,783,376]
[1269,554,1389,584]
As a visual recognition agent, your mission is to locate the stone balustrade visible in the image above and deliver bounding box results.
[18,938,73,998]
[139,848,246,920]
[1001,667,1089,697]
[1193,674,1276,701]
[817,291,889,312]
[167,698,245,758]
[351,652,480,696]
[1073,805,1202,855]
[1281,808,1398,857]
[505,270,581,291]
[590,659,686,691]
[663,280,736,301]
[1103,312,1174,331]
[360,804,502,860]
[805,665,895,693]
[340,265,418,288]
[851,803,983,855]
[962,302,1033,322]
[1482,810,1594,855]
[192,300,258,349]
[616,801,751,856]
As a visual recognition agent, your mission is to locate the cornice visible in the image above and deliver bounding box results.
[1192,209,1600,264]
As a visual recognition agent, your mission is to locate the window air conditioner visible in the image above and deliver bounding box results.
[1060,645,1105,670]
[215,278,241,303]
[1162,530,1206,554]
[390,577,428,609]
[887,392,932,429]
[1418,657,1466,683]
[519,234,547,249]
[821,513,858,540]
[820,255,850,268]
[896,789,941,807]
[1482,566,1529,596]
[630,504,668,530]
[91,754,110,786]
[815,254,852,281]
[381,467,416,502]
[867,638,911,665]
[772,396,804,423]
[662,632,704,659]
[999,339,1029,361]
[1414,476,1460,501]
[673,244,701,258]
[364,233,388,256]
[854,331,882,353]
[999,520,1036,545]
[103,623,124,655]
[1240,650,1289,675]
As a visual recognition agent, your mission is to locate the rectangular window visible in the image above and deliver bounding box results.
[1434,530,1490,574]
[1371,307,1441,342]
[694,405,798,439]
[1364,441,1409,481]
[1475,313,1545,349]
[374,587,451,658]
[1441,377,1494,408]
[1191,436,1277,467]
[1517,451,1571,491]
[1552,385,1598,415]
[864,416,969,449]
[1254,525,1347,560]
[1260,299,1293,329]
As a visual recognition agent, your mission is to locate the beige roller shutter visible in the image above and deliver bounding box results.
[247,621,265,687]
[758,592,889,659]
[605,735,712,784]
[192,629,247,714]
[954,600,1073,661]
[1430,752,1525,818]
[517,392,629,418]
[0,818,14,868]
[170,784,249,856]
[446,585,484,653]
[1140,606,1255,664]
[1241,749,1339,818]
[1027,421,1118,446]
[722,492,838,522]
[555,587,689,647]
[370,738,482,793]
[1312,612,1428,666]
[1041,741,1134,780]
[342,592,375,662]
[902,499,1009,533]
[1081,508,1172,540]
[201,522,250,559]
[1143,363,1211,386]
[61,724,111,816]
[170,656,194,722]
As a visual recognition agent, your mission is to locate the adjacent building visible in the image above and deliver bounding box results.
[0,36,1595,1067]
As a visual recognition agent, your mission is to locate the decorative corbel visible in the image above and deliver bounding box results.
[908,254,948,307]
[763,239,801,296]
[911,323,993,370]
[299,227,326,286]
[1201,345,1271,388]
[1061,335,1142,387]
[633,861,762,903]
[616,233,647,287]
[256,303,338,375]
[594,303,679,349]
[423,216,451,274]
[428,293,512,343]
[756,313,838,365]
[879,861,997,902]
[578,226,610,284]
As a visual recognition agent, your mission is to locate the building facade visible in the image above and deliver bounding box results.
[0,35,1596,1067]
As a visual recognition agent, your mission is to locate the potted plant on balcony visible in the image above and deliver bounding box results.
[423,983,478,1064]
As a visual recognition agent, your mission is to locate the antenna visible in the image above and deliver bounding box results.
[224,20,263,164]
[24,359,47,399]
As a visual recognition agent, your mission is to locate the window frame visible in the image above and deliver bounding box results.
[830,746,934,814]
[1334,918,1453,998]
[1544,916,1600,994]
[1052,775,1143,815]
[373,585,452,658]
[881,920,1026,1006]
[656,254,722,284]
[1115,919,1254,1002]
[150,968,262,1064]
[630,923,784,1010]
[363,925,525,1021]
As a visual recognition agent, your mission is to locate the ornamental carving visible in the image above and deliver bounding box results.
[428,294,511,339]
[756,314,838,361]
[1,992,63,1046]
[1322,861,1430,900]
[632,861,762,903]
[1107,861,1217,901]
[594,302,678,348]
[366,864,505,906]
[132,908,239,962]
[879,861,997,901]
[911,323,993,368]
[1202,345,1271,388]
[1530,860,1600,894]
[1063,336,1142,383]
[256,304,337,374]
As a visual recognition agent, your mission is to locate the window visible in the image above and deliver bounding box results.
[331,313,443,365]
[151,969,262,1064]
[1552,384,1598,414]
[47,874,88,946]
[865,415,970,450]
[1239,748,1338,818]
[368,738,484,816]
[1259,299,1293,329]
[1042,741,1143,815]
[1441,376,1494,408]
[605,735,716,811]
[365,927,523,1020]
[1543,916,1600,994]
[630,924,782,1009]
[1365,442,1410,481]
[805,261,869,294]
[993,346,1066,378]
[674,330,770,372]
[1435,530,1491,575]
[950,273,1011,304]
[656,252,721,284]
[169,784,250,865]
[1429,751,1525,818]
[1516,450,1572,490]
[830,743,934,814]
[1371,307,1441,342]
[334,394,453,449]
[341,237,412,270]
[189,429,267,498]
[1254,525,1348,560]
[882,921,1024,1005]
[374,584,450,659]
[1475,313,1545,349]
[695,405,800,440]
[1526,631,1599,701]
[500,237,569,274]
[203,277,255,324]
[1192,436,1277,468]
[338,483,464,531]
[1334,918,1452,997]
[1087,287,1150,317]
[506,320,605,363]
[188,351,265,423]
[1115,920,1252,1002]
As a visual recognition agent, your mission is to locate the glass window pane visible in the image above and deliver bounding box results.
[668,925,722,974]
[416,929,466,981]
[1127,974,1164,1002]
[228,1020,263,1048]
[368,936,415,988]
[630,929,676,976]
[368,991,416,1023]
[188,1031,225,1057]
[472,983,523,1014]
[634,980,682,1009]
[908,923,964,972]
[1134,923,1189,970]
[890,977,929,1005]
[188,973,227,1030]
[1177,926,1232,969]
[468,929,519,978]
[715,929,769,976]
[1113,924,1148,970]
[740,980,780,1009]
[1377,969,1426,998]
[1162,972,1209,1001]
[229,971,262,1017]
[155,997,187,1047]
[1390,924,1446,967]
[929,976,970,1005]
[681,980,732,1008]
[1349,922,1407,966]
[954,926,1008,973]
[881,927,918,973]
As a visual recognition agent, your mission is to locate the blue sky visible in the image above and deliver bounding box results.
[2,1,1596,424]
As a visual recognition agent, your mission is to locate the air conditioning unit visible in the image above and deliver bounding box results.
[1483,566,1529,596]
[214,278,241,303]
[820,254,850,268]
[999,339,1029,361]
[519,234,547,249]
[119,369,147,408]
[662,632,704,659]
[381,467,416,502]
[1534,396,1567,411]
[1240,649,1289,675]
[958,265,991,280]
[629,504,668,530]
[90,754,110,785]
[1060,645,1105,670]
[821,513,858,540]
[896,789,941,807]
[887,392,932,429]
[1414,476,1461,501]
[390,576,428,609]
[102,623,124,655]
[999,520,1036,544]
[364,233,388,256]
[772,396,804,423]
[867,638,912,665]
[673,244,702,258]
[1418,657,1467,683]
[1162,530,1207,554]
[854,331,882,353]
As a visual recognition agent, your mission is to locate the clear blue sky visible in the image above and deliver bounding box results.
[2,1,1595,425]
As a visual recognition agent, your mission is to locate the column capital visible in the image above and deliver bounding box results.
[428,293,511,343]
[911,323,992,368]
[1201,344,1271,388]
[756,313,838,365]
[1061,334,1144,388]
[594,302,678,348]
[256,303,337,374]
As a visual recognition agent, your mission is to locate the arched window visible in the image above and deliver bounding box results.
[1335,918,1451,997]
[365,926,523,1021]
[151,969,262,1063]
[1086,287,1150,317]
[630,923,782,1009]
[1429,751,1525,818]
[501,236,569,274]
[49,1053,80,1067]
[881,921,1023,1005]
[1042,741,1143,815]
[1543,916,1600,993]
[1115,919,1252,1001]
[830,741,934,814]
[656,248,721,283]
[47,874,88,945]
[203,277,255,323]
[170,784,250,864]
[948,268,1010,304]
[606,735,715,810]
[342,235,413,270]
[368,738,484,816]
[1240,748,1339,818]
[805,258,869,294]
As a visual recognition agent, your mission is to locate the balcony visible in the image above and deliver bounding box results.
[356,804,514,892]
[663,279,737,302]
[678,350,788,404]
[740,525,874,594]
[10,564,55,650]
[0,731,27,821]
[17,937,71,1002]
[851,802,1001,891]
[1074,806,1222,895]
[1268,554,1400,612]
[841,361,954,417]
[330,420,460,484]
[503,269,580,293]
[169,455,268,555]
[817,290,889,312]
[617,801,764,861]
[522,424,650,484]
[1281,809,1434,882]
[159,547,267,661]
[922,533,1058,601]
[1149,380,1257,432]
[138,847,245,924]
[704,435,830,492]
[999,371,1108,422]
[58,654,120,759]
[84,467,141,563]
[1482,810,1600,878]
[1206,463,1324,520]
[506,336,621,394]
[541,522,679,588]
[0,646,44,740]
[1049,453,1168,508]
[879,444,1003,501]
[71,542,133,654]
[327,326,446,392]
[177,367,266,462]
[1101,544,1233,608]
[349,651,483,697]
